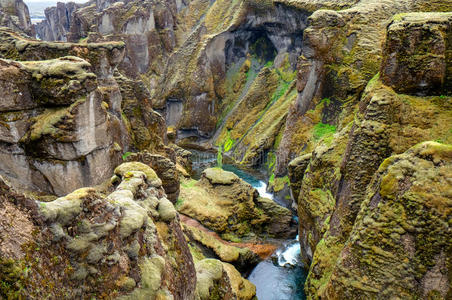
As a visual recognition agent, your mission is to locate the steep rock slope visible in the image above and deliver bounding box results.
[325,142,451,299]
[0,0,33,35]
[0,27,179,198]
[289,11,452,299]
[0,162,196,299]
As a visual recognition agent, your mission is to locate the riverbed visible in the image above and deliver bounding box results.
[190,150,307,300]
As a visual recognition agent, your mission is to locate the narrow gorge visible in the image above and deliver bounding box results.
[0,0,451,299]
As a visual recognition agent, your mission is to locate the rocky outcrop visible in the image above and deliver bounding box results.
[0,55,126,196]
[0,163,197,299]
[381,12,452,95]
[0,27,177,197]
[195,259,256,300]
[0,0,33,36]
[287,10,452,299]
[35,2,80,41]
[124,151,180,202]
[324,142,452,298]
[179,168,296,241]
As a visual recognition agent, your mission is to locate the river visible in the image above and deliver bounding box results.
[191,150,307,300]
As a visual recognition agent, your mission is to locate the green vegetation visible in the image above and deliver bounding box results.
[313,123,337,141]
[181,179,197,189]
[223,130,235,152]
[264,60,274,68]
[122,152,132,161]
[217,146,223,168]
[175,198,184,209]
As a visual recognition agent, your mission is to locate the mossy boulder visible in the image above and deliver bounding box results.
[178,167,296,240]
[195,258,256,300]
[183,222,260,273]
[203,167,239,185]
[114,162,161,187]
[19,56,97,105]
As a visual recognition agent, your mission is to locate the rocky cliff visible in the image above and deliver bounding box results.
[0,0,33,35]
[290,9,452,299]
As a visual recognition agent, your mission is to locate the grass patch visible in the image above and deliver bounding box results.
[313,123,337,141]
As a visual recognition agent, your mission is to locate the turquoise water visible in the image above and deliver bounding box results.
[190,150,307,300]
[224,165,307,300]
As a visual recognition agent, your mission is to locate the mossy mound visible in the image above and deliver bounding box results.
[178,168,296,240]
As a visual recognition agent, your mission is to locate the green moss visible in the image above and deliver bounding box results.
[0,258,26,299]
[217,146,223,168]
[269,173,275,185]
[175,198,184,209]
[181,179,197,189]
[313,123,337,141]
[273,176,289,193]
[122,152,133,161]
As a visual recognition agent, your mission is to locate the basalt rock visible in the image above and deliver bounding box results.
[0,57,126,196]
[292,10,452,299]
[324,142,452,299]
[35,2,80,41]
[125,151,180,202]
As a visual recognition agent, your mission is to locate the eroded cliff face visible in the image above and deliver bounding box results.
[0,29,129,196]
[0,0,33,36]
[289,10,452,299]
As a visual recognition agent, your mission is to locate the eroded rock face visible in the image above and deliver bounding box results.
[0,31,132,196]
[381,12,452,95]
[324,142,452,298]
[35,2,80,41]
[0,57,124,196]
[195,258,256,300]
[179,168,296,240]
[0,0,33,36]
[125,151,180,202]
[0,163,197,299]
[288,10,452,299]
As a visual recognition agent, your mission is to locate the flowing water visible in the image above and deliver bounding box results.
[190,150,307,299]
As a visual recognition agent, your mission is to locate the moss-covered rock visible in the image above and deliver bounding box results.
[0,163,196,299]
[195,258,256,300]
[381,12,452,95]
[178,167,296,240]
[322,142,452,299]
[19,56,97,105]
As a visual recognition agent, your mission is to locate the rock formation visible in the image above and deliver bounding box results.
[290,9,452,299]
[0,0,33,35]
[0,163,197,298]
[179,168,296,241]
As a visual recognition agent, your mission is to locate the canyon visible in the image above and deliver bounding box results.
[0,0,451,299]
